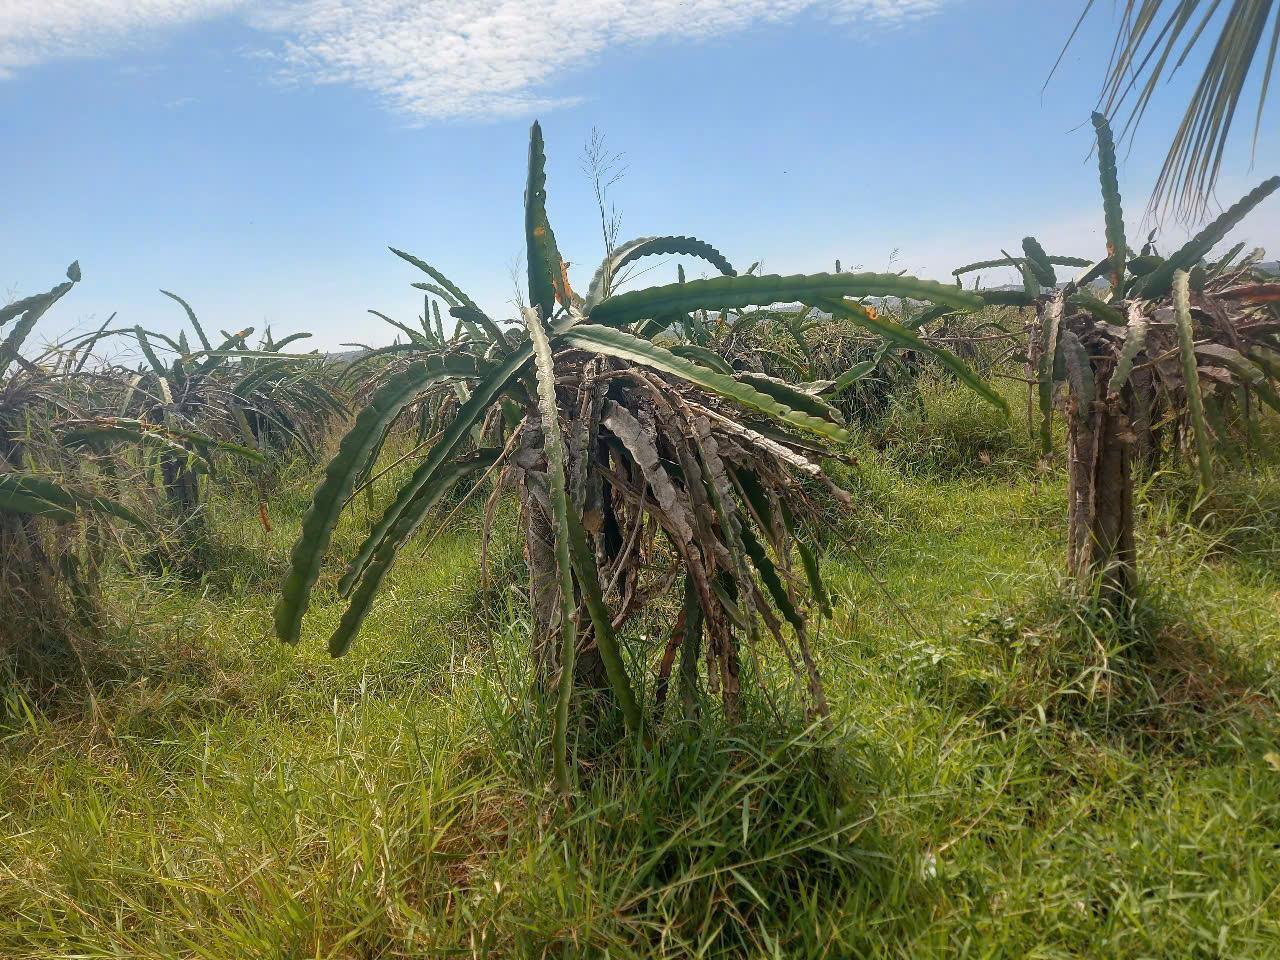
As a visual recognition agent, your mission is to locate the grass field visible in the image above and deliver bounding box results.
[3,382,1279,958]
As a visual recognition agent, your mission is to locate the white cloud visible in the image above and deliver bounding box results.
[0,1,243,78]
[0,0,947,115]
[253,0,945,118]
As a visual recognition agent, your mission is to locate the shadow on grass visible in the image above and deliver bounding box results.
[933,577,1275,758]
[461,701,933,957]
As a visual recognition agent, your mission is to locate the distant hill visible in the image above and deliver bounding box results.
[327,348,367,363]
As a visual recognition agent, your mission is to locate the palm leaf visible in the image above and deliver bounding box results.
[1063,0,1280,216]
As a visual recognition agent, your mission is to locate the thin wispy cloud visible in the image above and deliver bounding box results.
[0,0,242,79]
[0,0,947,116]
[253,0,945,118]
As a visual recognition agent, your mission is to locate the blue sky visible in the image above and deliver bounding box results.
[3,0,1278,350]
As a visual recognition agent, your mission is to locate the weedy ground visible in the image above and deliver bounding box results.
[2,379,1279,958]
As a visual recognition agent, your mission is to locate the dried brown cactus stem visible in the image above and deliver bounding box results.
[1066,381,1137,606]
[514,419,610,693]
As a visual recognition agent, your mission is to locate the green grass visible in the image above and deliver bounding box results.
[3,385,1280,958]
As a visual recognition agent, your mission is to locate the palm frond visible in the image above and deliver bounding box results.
[1061,0,1280,218]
